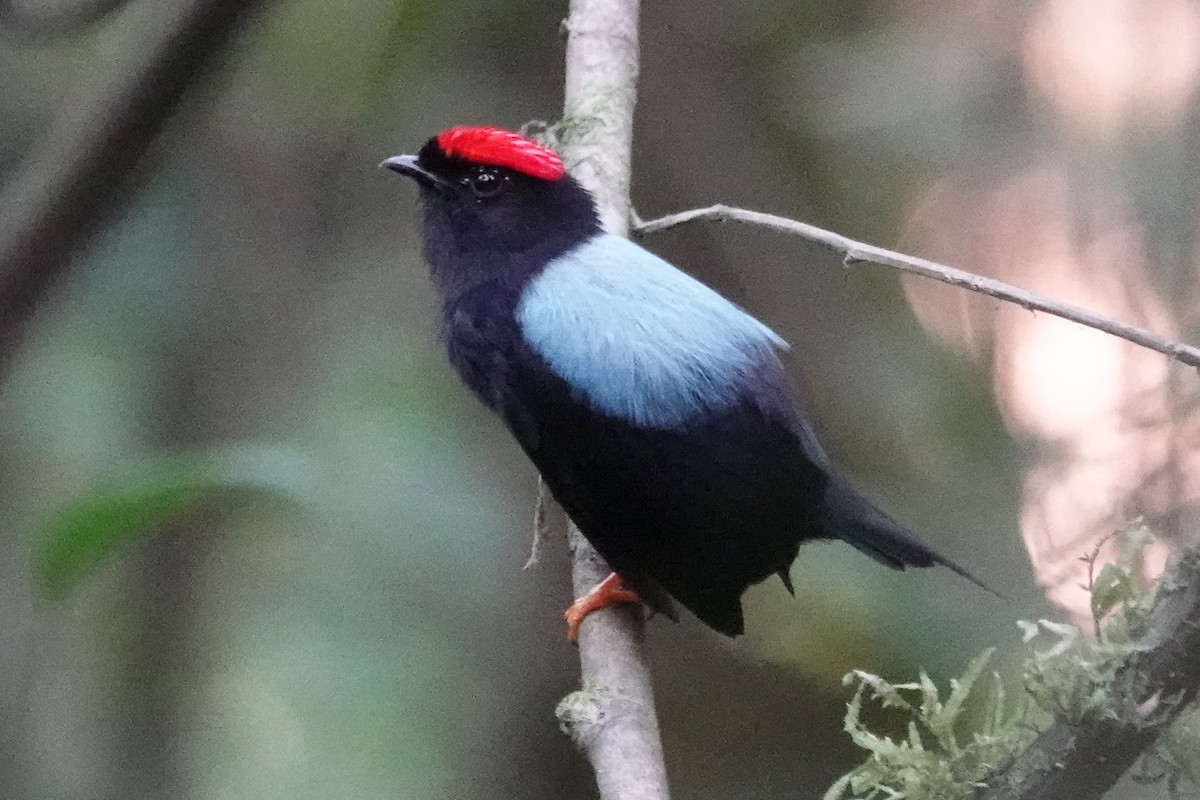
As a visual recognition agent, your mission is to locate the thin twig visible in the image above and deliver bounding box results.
[524,476,551,570]
[554,2,670,800]
[977,550,1200,800]
[0,0,271,374]
[634,205,1200,372]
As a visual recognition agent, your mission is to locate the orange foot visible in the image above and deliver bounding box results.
[565,572,642,644]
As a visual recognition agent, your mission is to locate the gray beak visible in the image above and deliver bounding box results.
[380,154,449,189]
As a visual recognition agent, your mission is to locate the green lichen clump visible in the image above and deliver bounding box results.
[823,523,1190,800]
[1019,526,1156,727]
[822,648,1036,800]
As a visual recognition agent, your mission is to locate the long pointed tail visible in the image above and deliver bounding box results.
[819,474,996,595]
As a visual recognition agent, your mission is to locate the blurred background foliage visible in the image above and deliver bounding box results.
[1,0,1195,797]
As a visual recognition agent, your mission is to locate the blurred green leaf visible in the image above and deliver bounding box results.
[1090,562,1135,623]
[38,444,314,597]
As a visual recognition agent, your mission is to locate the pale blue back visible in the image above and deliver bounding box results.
[516,234,788,429]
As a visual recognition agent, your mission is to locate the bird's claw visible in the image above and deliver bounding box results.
[565,572,642,643]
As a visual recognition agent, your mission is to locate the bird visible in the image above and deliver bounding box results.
[382,125,987,640]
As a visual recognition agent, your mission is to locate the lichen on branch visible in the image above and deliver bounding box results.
[825,526,1200,800]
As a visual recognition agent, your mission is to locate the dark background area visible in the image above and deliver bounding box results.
[2,0,1196,797]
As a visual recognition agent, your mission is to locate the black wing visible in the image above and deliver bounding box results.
[504,345,827,635]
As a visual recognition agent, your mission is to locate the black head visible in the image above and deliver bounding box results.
[383,126,601,297]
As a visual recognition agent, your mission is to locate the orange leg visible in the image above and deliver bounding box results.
[565,572,642,643]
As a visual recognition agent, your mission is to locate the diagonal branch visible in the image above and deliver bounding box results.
[978,549,1200,800]
[0,0,271,374]
[553,2,671,800]
[634,205,1200,372]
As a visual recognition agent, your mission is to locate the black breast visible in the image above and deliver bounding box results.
[441,282,828,635]
[511,345,827,634]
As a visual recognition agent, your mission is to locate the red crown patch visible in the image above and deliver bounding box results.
[435,126,566,181]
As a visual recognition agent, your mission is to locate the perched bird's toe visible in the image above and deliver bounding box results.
[565,572,642,643]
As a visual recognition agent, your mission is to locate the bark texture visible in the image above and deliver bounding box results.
[553,2,671,799]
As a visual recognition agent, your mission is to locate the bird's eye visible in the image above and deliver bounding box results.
[467,167,506,198]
